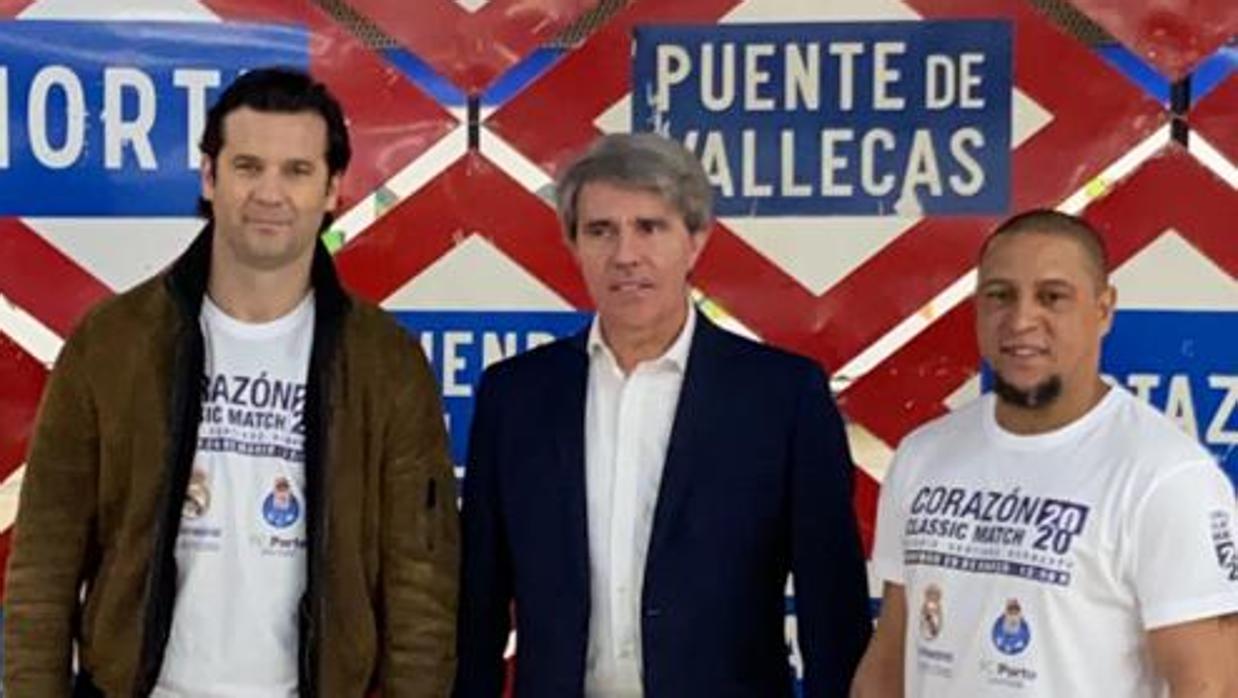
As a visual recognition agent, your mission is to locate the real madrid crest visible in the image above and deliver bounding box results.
[182,467,211,519]
[919,584,944,641]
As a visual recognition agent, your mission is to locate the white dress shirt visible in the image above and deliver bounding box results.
[583,302,696,698]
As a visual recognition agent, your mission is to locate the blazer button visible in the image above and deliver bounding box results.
[643,607,663,618]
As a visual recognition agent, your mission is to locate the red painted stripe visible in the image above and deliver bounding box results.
[0,0,36,17]
[493,0,1166,380]
[1085,146,1237,275]
[1190,74,1238,166]
[0,219,112,337]
[840,304,978,448]
[348,0,596,94]
[1065,0,1237,80]
[486,0,744,178]
[335,157,473,303]
[456,154,592,308]
[337,153,592,308]
[0,336,47,597]
[839,145,1236,450]
[198,0,458,212]
[854,470,881,556]
[0,333,46,482]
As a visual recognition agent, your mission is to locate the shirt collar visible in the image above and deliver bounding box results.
[587,297,696,374]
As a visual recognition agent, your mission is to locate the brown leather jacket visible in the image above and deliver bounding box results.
[4,228,459,697]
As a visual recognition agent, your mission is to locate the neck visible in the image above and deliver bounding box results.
[207,251,313,323]
[601,302,690,375]
[994,377,1109,435]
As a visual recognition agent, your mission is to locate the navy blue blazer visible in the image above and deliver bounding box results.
[454,314,872,697]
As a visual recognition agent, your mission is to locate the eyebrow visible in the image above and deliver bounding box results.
[634,215,668,227]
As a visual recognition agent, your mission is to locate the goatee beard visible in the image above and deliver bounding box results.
[993,373,1062,409]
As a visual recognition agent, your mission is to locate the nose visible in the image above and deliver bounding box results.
[1006,293,1041,333]
[250,171,285,206]
[610,226,641,267]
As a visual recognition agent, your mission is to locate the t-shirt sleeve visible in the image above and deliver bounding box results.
[872,447,911,586]
[1130,460,1238,630]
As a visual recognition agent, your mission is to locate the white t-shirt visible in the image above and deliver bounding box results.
[873,386,1238,697]
[154,293,314,698]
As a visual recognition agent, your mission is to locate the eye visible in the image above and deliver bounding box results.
[581,223,613,239]
[635,218,664,234]
[286,163,315,178]
[1038,288,1070,307]
[982,287,1013,303]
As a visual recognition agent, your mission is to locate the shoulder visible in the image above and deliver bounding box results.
[343,296,415,350]
[339,295,434,387]
[695,318,825,389]
[57,274,176,365]
[478,334,585,394]
[1105,387,1215,466]
[1097,389,1220,503]
[896,396,989,462]
[77,274,172,336]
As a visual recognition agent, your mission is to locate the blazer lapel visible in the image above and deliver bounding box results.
[556,331,592,593]
[644,315,726,573]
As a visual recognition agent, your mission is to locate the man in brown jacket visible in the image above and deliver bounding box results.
[4,67,458,697]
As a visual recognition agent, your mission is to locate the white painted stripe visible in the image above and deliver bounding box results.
[382,233,572,311]
[332,125,470,246]
[1113,230,1238,311]
[19,0,219,20]
[849,422,895,482]
[944,374,981,411]
[0,465,24,535]
[1189,133,1238,188]
[838,124,1179,385]
[723,0,919,22]
[834,267,977,383]
[0,293,64,366]
[453,0,491,13]
[22,218,200,293]
[1058,125,1171,213]
[478,125,556,197]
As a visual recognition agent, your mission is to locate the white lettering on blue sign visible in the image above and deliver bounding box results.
[0,21,308,216]
[634,22,1012,216]
[0,65,224,171]
[1115,373,1238,445]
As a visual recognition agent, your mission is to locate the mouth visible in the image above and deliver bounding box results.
[245,218,293,233]
[1000,344,1047,359]
[609,280,654,294]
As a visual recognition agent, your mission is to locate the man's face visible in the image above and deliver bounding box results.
[569,181,709,338]
[202,107,339,273]
[976,231,1114,409]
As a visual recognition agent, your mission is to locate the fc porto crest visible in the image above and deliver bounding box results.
[991,598,1031,656]
[262,475,301,529]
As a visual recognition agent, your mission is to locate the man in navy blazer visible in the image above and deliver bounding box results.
[455,133,872,697]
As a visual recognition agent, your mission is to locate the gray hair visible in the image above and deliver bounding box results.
[555,133,713,239]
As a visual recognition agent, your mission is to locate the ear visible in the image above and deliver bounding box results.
[687,225,712,271]
[1097,284,1117,338]
[565,229,585,267]
[325,172,342,211]
[201,155,216,203]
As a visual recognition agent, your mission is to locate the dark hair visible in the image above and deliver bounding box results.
[980,209,1110,288]
[196,66,351,219]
